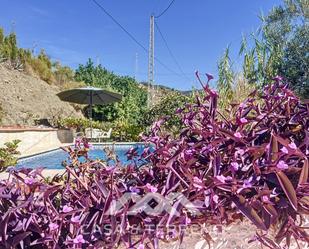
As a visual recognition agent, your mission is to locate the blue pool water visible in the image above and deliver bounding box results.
[17,144,145,169]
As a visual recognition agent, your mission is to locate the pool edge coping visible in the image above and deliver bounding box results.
[18,142,146,160]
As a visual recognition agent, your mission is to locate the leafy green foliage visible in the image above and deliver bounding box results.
[140,91,193,134]
[75,59,147,124]
[279,24,309,98]
[0,140,20,172]
[0,28,26,69]
[237,0,308,98]
[112,119,143,141]
[24,49,55,83]
[217,48,235,109]
[56,117,109,130]
[53,62,75,85]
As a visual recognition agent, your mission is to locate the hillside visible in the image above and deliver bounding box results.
[0,64,83,126]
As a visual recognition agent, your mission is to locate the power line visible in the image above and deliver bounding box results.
[154,0,176,19]
[90,0,186,80]
[155,20,191,81]
[91,0,148,53]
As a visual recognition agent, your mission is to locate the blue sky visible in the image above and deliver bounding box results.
[0,0,282,90]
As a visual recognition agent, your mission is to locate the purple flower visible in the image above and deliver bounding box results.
[231,162,240,171]
[201,145,213,153]
[273,76,283,82]
[213,194,219,204]
[193,177,203,189]
[71,216,80,223]
[73,234,85,244]
[277,160,288,170]
[215,175,232,183]
[216,175,226,183]
[183,149,194,160]
[24,177,36,185]
[137,244,145,249]
[49,223,59,231]
[146,183,157,193]
[234,132,242,138]
[239,102,246,108]
[151,119,165,130]
[281,146,289,154]
[288,142,297,150]
[240,117,248,124]
[193,176,202,184]
[235,149,245,157]
[129,186,140,193]
[185,216,191,225]
[62,205,73,213]
[243,178,253,188]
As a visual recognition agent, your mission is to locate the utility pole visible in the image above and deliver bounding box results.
[147,15,155,108]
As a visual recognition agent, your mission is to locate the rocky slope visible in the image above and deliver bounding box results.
[0,64,83,126]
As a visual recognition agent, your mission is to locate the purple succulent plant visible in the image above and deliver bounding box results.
[0,78,308,249]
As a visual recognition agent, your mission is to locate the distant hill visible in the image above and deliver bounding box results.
[139,81,201,101]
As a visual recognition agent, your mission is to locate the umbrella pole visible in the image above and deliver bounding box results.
[90,91,93,140]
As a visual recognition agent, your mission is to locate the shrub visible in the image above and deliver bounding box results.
[140,91,193,135]
[0,76,308,248]
[56,117,109,131]
[25,49,55,84]
[112,119,143,142]
[0,140,20,172]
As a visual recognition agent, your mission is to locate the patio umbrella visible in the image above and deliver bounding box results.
[57,86,122,138]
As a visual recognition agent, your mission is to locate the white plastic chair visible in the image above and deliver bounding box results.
[85,128,112,142]
[100,128,112,139]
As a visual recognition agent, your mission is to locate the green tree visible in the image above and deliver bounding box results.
[75,59,147,124]
[238,0,308,98]
[140,91,193,134]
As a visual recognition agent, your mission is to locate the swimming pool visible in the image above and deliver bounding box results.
[17,144,145,169]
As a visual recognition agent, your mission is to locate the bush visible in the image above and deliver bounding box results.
[112,119,143,142]
[0,140,20,172]
[56,117,109,131]
[0,77,308,248]
[140,91,193,135]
